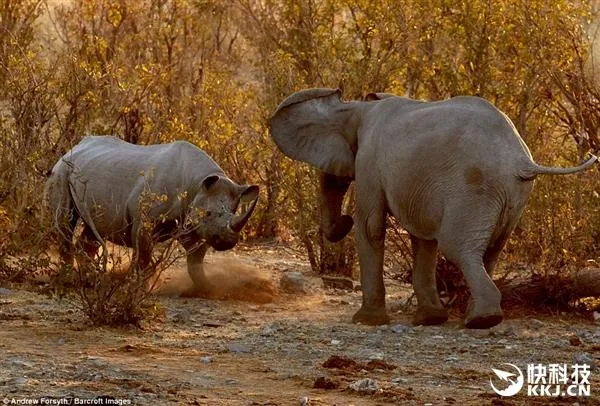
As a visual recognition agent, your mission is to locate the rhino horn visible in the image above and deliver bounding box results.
[230,194,258,233]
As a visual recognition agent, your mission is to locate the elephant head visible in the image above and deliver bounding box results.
[270,88,360,242]
[184,174,259,251]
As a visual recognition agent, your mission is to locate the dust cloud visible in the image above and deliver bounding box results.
[157,258,277,304]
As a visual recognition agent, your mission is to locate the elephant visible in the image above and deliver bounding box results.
[45,135,259,290]
[269,88,597,329]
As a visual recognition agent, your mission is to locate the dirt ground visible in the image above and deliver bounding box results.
[1,245,600,405]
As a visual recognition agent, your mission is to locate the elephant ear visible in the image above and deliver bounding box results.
[269,88,356,178]
[364,92,396,101]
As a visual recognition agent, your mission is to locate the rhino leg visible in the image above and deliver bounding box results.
[130,224,153,276]
[79,224,100,259]
[46,171,78,266]
[186,243,215,293]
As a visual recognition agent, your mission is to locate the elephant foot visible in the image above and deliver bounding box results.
[413,305,449,326]
[464,301,503,329]
[352,306,390,325]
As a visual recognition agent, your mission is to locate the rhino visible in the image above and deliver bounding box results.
[45,135,259,289]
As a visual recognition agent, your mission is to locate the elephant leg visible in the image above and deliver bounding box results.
[351,194,389,326]
[441,240,502,329]
[410,235,448,326]
[483,231,510,277]
[438,212,503,329]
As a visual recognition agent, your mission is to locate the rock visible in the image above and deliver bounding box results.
[261,324,279,336]
[200,356,212,364]
[225,343,250,354]
[465,329,491,338]
[569,335,583,346]
[445,356,459,363]
[490,323,514,337]
[348,378,379,394]
[390,324,410,334]
[530,319,544,329]
[321,275,354,291]
[593,311,600,324]
[0,287,11,295]
[279,271,305,294]
[169,309,192,324]
[313,376,339,389]
[330,339,341,345]
[86,356,106,366]
[574,353,596,370]
[11,376,27,385]
[298,396,310,406]
[366,351,384,361]
[11,359,33,368]
[391,377,407,384]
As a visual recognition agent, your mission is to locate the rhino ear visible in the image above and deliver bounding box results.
[269,88,356,178]
[239,185,259,203]
[202,175,220,191]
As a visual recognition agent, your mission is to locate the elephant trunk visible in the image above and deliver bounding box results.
[320,172,354,242]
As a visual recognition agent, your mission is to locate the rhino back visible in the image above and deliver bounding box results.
[63,136,223,242]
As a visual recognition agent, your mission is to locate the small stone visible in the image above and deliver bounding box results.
[465,329,490,338]
[11,359,33,368]
[86,356,106,366]
[279,271,305,294]
[93,374,102,380]
[348,378,379,394]
[490,323,514,337]
[574,353,596,370]
[569,335,583,346]
[261,326,276,336]
[56,337,65,345]
[390,324,410,334]
[0,287,11,295]
[321,275,354,291]
[11,377,27,385]
[366,352,384,361]
[200,356,212,364]
[169,309,192,324]
[530,319,544,329]
[391,377,407,384]
[445,356,459,362]
[313,376,339,389]
[225,343,250,354]
[593,311,600,323]
[330,339,341,345]
[298,396,310,406]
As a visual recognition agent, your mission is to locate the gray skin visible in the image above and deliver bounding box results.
[46,136,259,290]
[270,88,597,329]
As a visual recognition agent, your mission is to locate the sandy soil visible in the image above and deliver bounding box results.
[1,245,599,405]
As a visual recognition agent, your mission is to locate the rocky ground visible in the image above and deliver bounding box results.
[1,245,600,405]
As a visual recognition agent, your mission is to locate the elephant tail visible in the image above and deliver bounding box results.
[518,155,597,181]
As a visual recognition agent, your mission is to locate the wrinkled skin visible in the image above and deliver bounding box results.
[46,136,259,290]
[270,88,597,329]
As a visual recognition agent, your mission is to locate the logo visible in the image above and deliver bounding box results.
[490,363,525,396]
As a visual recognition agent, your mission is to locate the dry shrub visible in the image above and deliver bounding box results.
[52,242,176,326]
